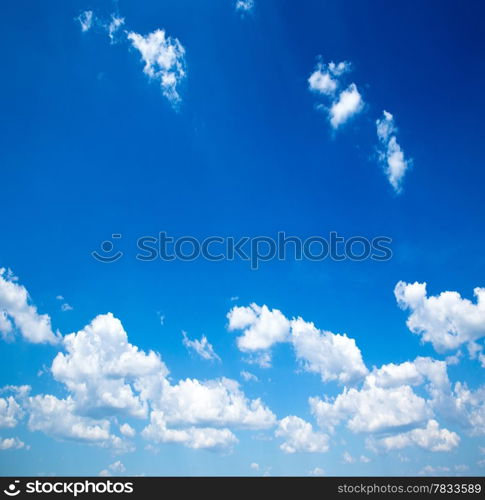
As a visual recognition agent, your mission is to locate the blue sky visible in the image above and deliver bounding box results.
[0,0,484,476]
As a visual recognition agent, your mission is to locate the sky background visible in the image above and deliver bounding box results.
[0,0,484,476]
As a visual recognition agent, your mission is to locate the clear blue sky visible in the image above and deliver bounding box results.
[0,0,484,476]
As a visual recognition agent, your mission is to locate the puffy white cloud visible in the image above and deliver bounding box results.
[0,268,59,344]
[370,420,459,452]
[182,332,221,362]
[119,423,136,438]
[27,395,112,444]
[235,0,255,12]
[452,382,485,436]
[308,59,363,130]
[310,384,430,434]
[77,11,94,32]
[376,111,411,193]
[395,281,485,352]
[127,29,186,105]
[228,304,367,383]
[329,84,364,129]
[142,411,237,451]
[154,377,276,430]
[250,462,259,471]
[0,437,26,450]
[227,304,290,355]
[51,313,167,419]
[342,451,355,463]
[291,317,368,384]
[0,395,23,428]
[275,416,329,453]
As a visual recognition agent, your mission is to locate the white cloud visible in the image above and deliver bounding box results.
[241,371,258,382]
[107,15,125,43]
[308,60,351,96]
[309,59,363,130]
[142,411,238,451]
[309,467,326,476]
[370,420,459,452]
[227,304,291,356]
[27,395,113,444]
[0,437,26,450]
[109,461,126,474]
[152,377,276,430]
[291,317,368,384]
[77,11,94,32]
[228,304,367,383]
[119,423,136,438]
[343,451,355,463]
[275,416,329,453]
[311,384,430,434]
[0,395,24,428]
[182,332,221,362]
[395,281,485,352]
[329,84,364,129]
[0,268,59,344]
[250,462,259,471]
[51,313,167,419]
[127,29,186,105]
[452,382,485,436]
[235,0,255,12]
[61,303,73,312]
[376,111,411,193]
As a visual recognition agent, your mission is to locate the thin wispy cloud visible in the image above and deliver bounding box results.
[376,110,412,193]
[182,331,221,362]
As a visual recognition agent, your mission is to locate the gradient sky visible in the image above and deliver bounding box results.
[0,0,484,477]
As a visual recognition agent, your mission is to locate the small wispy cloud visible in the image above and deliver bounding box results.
[376,110,412,193]
[77,11,94,32]
[107,15,125,43]
[56,295,73,312]
[182,331,221,362]
[235,0,255,13]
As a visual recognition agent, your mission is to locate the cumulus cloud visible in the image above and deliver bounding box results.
[51,313,167,419]
[119,423,136,438]
[308,58,364,129]
[108,461,126,474]
[275,416,329,453]
[127,29,186,105]
[376,111,411,193]
[369,420,459,452]
[228,304,367,383]
[291,317,368,384]
[182,332,221,362]
[0,268,59,344]
[0,395,24,428]
[152,377,276,430]
[311,384,430,434]
[329,84,364,129]
[395,281,485,353]
[142,411,238,451]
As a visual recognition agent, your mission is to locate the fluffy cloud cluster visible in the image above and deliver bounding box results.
[182,332,221,362]
[0,437,26,450]
[395,281,485,353]
[0,268,58,344]
[309,356,464,452]
[275,416,329,453]
[227,303,368,383]
[128,29,187,105]
[376,111,411,193]
[308,59,364,129]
